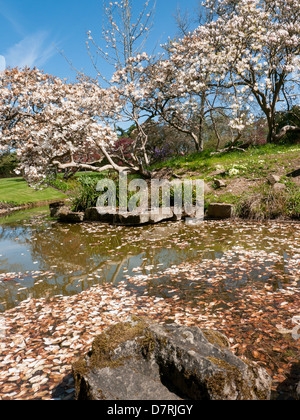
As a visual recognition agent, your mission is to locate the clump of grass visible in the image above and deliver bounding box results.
[71,175,102,212]
[236,182,300,220]
[284,180,300,219]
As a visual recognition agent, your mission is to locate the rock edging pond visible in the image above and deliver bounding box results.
[50,202,234,225]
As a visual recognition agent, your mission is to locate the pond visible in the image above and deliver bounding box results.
[0,206,299,312]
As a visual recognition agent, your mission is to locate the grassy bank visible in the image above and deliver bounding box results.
[0,177,66,210]
[52,144,300,220]
[151,143,300,220]
[1,144,299,220]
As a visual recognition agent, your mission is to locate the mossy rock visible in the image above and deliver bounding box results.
[72,317,272,400]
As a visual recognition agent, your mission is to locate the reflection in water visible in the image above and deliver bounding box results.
[0,207,299,311]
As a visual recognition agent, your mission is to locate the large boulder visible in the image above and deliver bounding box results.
[72,318,272,400]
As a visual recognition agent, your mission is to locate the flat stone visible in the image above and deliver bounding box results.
[116,211,150,226]
[206,203,234,219]
[149,209,175,224]
[84,207,116,223]
[85,207,181,225]
[267,174,281,185]
[273,183,286,193]
[58,211,84,223]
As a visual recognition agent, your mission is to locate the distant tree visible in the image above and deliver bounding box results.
[275,106,300,143]
[139,119,195,161]
[116,124,137,138]
[0,152,18,178]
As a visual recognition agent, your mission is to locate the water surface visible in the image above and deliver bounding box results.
[0,207,299,312]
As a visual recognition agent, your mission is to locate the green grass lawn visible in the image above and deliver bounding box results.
[0,177,66,205]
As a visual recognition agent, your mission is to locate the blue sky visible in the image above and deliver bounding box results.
[0,0,199,81]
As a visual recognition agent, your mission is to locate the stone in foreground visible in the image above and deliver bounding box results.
[72,318,272,400]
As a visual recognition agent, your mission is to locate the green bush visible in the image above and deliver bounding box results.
[71,175,101,212]
[0,153,19,178]
[275,106,300,144]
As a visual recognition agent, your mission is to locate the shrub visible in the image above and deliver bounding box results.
[71,175,102,212]
[0,152,18,178]
[275,106,300,144]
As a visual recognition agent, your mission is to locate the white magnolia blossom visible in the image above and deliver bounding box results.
[0,68,120,184]
[198,0,300,141]
[2,0,300,183]
[118,0,300,145]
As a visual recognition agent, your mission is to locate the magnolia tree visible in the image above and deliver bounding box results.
[118,41,252,153]
[195,0,300,143]
[85,0,156,175]
[132,48,239,152]
[0,2,158,185]
[116,11,256,152]
[0,68,140,184]
[124,0,300,149]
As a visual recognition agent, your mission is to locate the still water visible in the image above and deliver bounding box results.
[0,206,299,312]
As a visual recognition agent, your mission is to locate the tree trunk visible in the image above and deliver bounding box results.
[197,92,206,153]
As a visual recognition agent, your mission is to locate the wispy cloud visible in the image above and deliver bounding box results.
[0,1,25,37]
[4,31,57,69]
